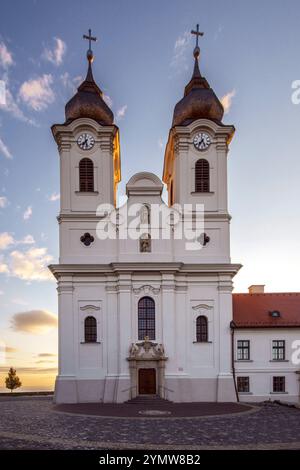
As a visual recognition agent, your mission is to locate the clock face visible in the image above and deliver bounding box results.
[193,132,211,151]
[77,133,95,150]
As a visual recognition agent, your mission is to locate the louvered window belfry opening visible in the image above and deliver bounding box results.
[195,159,209,192]
[79,158,94,192]
[84,316,97,342]
[138,296,155,340]
[196,315,208,342]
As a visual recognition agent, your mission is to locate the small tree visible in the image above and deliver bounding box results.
[5,367,22,393]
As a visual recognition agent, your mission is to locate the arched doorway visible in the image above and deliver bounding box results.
[138,368,156,394]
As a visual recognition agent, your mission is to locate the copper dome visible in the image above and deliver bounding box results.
[172,56,224,127]
[65,63,113,125]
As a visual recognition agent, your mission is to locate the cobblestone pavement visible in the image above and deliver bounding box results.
[0,397,299,450]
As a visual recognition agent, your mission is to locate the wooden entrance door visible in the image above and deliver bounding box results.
[138,368,156,394]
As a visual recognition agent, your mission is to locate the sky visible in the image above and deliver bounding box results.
[0,0,300,391]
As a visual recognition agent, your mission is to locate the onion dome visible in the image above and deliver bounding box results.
[172,36,224,126]
[65,32,113,125]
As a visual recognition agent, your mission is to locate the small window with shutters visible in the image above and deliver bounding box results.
[195,159,210,192]
[79,158,94,192]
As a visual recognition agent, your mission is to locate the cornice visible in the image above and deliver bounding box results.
[57,284,74,293]
[57,213,106,223]
[49,262,242,279]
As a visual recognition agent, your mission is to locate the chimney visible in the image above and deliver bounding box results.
[248,285,265,294]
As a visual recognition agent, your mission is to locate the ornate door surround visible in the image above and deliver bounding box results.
[127,337,167,399]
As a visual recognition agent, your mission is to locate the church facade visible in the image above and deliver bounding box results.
[49,29,300,404]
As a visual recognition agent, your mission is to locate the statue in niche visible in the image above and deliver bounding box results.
[140,204,150,225]
[140,233,151,253]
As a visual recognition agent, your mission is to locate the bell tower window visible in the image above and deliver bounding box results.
[79,158,94,192]
[195,159,210,192]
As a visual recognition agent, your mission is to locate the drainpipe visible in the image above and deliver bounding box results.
[230,320,239,402]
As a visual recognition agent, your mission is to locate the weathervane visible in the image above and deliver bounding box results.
[191,24,204,58]
[83,28,97,63]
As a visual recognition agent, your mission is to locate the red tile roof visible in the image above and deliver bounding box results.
[232,293,300,328]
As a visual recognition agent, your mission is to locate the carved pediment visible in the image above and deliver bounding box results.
[192,304,213,311]
[128,337,166,361]
[80,305,100,311]
[132,285,160,295]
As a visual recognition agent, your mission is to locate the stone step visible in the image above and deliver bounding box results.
[126,395,173,405]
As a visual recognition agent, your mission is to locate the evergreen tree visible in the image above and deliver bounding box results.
[5,367,22,393]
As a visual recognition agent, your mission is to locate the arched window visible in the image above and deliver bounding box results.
[138,296,155,340]
[196,316,208,342]
[79,158,94,192]
[84,316,97,342]
[195,159,210,192]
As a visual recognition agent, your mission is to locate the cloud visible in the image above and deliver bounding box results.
[19,234,35,245]
[0,366,57,374]
[12,298,29,306]
[9,246,53,281]
[36,359,55,364]
[60,72,75,90]
[10,309,58,334]
[23,206,32,220]
[0,232,14,250]
[116,104,127,120]
[221,89,236,114]
[0,233,34,252]
[0,261,9,273]
[0,136,12,159]
[37,353,56,357]
[158,138,165,149]
[0,290,3,295]
[103,94,113,107]
[0,86,36,125]
[0,196,8,208]
[73,75,83,87]
[5,346,17,353]
[60,72,70,88]
[43,37,66,66]
[0,42,13,69]
[214,25,224,41]
[19,74,55,111]
[171,31,191,70]
[48,192,60,202]
[60,73,83,93]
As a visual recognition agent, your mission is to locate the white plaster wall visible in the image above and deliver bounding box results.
[235,329,300,402]
[55,270,237,403]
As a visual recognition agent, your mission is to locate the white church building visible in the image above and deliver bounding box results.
[49,29,300,404]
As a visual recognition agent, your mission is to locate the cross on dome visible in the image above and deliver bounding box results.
[83,28,97,63]
[191,24,204,59]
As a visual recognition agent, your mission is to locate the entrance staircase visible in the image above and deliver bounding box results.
[126,394,173,405]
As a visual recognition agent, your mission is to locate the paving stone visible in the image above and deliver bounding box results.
[0,397,299,449]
